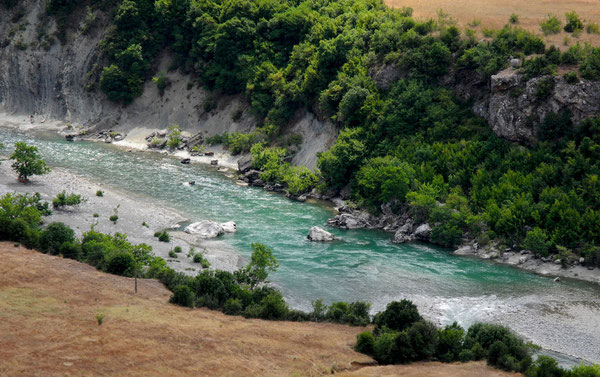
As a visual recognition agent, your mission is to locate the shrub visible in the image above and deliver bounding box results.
[168,250,177,258]
[526,356,565,377]
[373,330,398,364]
[243,292,288,320]
[407,321,438,360]
[169,285,195,308]
[587,23,600,35]
[193,253,203,263]
[436,322,465,362]
[96,313,104,325]
[40,222,75,255]
[564,11,584,33]
[109,215,118,223]
[167,124,182,149]
[540,14,562,35]
[152,73,170,96]
[564,72,579,84]
[374,300,422,333]
[96,190,104,197]
[155,230,170,242]
[582,246,600,267]
[223,298,243,315]
[105,252,134,276]
[580,48,600,80]
[355,331,375,355]
[201,259,210,269]
[522,227,551,257]
[52,191,83,208]
[173,246,182,253]
[509,14,520,24]
[535,77,555,99]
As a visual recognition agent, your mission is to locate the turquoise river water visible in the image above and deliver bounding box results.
[1,129,599,365]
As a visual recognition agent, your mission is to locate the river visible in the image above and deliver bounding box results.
[1,128,599,365]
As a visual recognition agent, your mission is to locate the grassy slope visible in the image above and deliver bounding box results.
[386,0,600,48]
[0,243,522,376]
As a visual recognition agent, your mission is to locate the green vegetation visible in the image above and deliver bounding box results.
[166,124,182,149]
[509,14,519,25]
[96,313,104,325]
[355,301,600,376]
[564,11,584,33]
[154,229,170,242]
[52,191,84,209]
[540,14,562,35]
[10,142,50,183]
[1,189,598,374]
[96,190,104,197]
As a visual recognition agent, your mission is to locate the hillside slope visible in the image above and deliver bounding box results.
[0,243,520,377]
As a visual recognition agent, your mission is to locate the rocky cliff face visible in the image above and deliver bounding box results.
[474,68,600,143]
[0,0,337,168]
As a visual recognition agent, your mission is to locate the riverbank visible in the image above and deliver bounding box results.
[327,204,600,286]
[0,162,244,274]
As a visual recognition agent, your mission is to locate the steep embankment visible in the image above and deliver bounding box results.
[0,0,337,169]
[0,243,521,377]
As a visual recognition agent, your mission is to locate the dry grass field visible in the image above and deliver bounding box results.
[386,0,600,48]
[0,243,521,377]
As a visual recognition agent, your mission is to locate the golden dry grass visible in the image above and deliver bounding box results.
[0,243,521,376]
[385,0,600,48]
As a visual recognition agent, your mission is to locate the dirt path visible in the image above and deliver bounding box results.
[0,243,521,376]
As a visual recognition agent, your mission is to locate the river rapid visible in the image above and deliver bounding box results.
[1,127,599,365]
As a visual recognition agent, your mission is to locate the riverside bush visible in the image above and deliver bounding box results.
[52,191,83,209]
[40,222,75,255]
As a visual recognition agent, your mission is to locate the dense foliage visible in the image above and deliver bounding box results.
[356,301,600,376]
[10,142,50,182]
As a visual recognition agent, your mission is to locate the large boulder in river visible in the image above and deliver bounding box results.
[221,221,237,233]
[184,220,224,239]
[307,226,335,242]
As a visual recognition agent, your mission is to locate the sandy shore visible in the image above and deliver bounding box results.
[0,162,243,274]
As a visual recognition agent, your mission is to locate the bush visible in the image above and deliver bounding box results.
[580,48,600,80]
[40,222,75,255]
[105,252,134,276]
[244,292,288,320]
[223,298,243,315]
[587,23,600,35]
[355,331,375,355]
[168,250,177,258]
[173,246,182,253]
[540,15,562,35]
[373,330,398,364]
[152,73,170,96]
[436,322,465,362]
[564,72,579,84]
[170,285,195,308]
[509,14,520,24]
[109,215,118,223]
[407,321,438,360]
[374,300,422,333]
[96,190,104,197]
[522,227,551,257]
[564,11,584,33]
[155,230,170,242]
[52,191,83,209]
[535,77,555,100]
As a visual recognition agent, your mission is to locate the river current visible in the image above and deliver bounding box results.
[1,128,599,364]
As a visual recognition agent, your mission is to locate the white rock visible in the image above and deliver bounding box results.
[307,226,335,242]
[221,221,237,233]
[413,223,432,240]
[454,245,475,256]
[184,220,224,239]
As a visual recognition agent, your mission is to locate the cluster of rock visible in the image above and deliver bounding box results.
[184,220,236,239]
[95,129,124,144]
[475,68,600,143]
[326,203,433,244]
[145,130,205,151]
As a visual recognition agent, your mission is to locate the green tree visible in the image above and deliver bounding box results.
[10,142,50,183]
[243,242,279,289]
